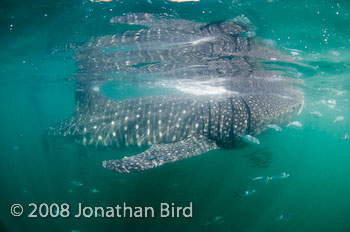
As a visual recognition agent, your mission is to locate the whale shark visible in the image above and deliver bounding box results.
[48,86,303,173]
[47,14,304,173]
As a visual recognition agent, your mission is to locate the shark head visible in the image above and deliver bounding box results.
[205,92,304,147]
[241,93,304,136]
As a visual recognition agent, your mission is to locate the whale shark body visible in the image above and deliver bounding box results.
[48,13,304,173]
[49,89,303,173]
[75,13,290,82]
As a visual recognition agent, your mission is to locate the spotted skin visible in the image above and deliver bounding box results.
[74,13,289,83]
[48,90,303,173]
[48,14,303,173]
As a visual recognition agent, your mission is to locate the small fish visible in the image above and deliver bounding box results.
[340,134,350,140]
[69,180,83,187]
[241,135,260,145]
[286,121,302,128]
[321,99,336,106]
[91,188,99,194]
[243,189,256,196]
[267,124,282,132]
[333,116,344,123]
[274,213,292,222]
[12,145,19,151]
[234,189,256,198]
[270,172,290,180]
[249,176,270,182]
[204,216,224,226]
[310,110,322,118]
[321,99,336,109]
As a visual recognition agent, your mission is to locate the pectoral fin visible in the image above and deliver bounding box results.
[103,136,217,173]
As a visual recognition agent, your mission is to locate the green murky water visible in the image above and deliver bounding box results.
[0,0,349,231]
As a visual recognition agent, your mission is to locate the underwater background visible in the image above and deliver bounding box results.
[0,0,349,231]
